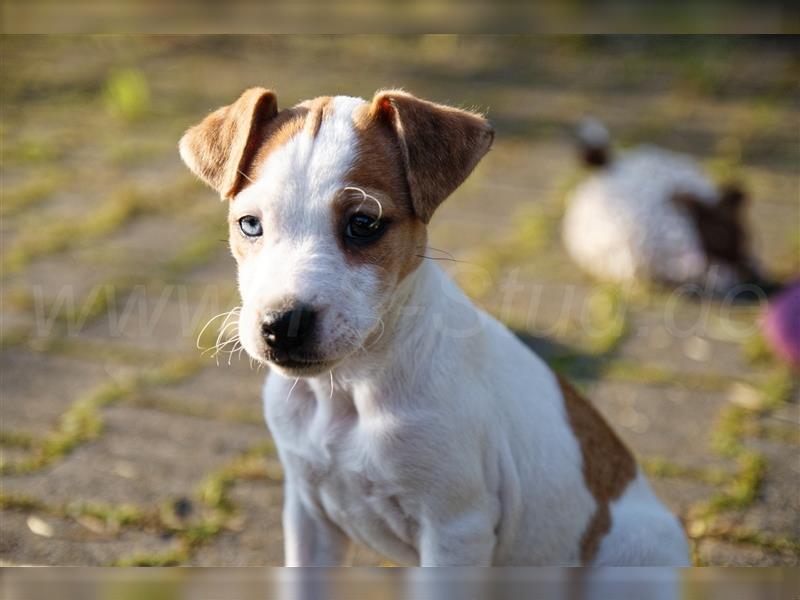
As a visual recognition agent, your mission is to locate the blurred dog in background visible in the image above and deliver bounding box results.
[563,119,774,296]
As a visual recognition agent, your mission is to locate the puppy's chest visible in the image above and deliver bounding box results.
[289,446,420,557]
[268,392,421,560]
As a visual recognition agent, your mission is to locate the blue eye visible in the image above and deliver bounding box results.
[239,216,263,238]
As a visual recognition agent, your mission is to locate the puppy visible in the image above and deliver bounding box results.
[563,119,765,295]
[179,89,690,566]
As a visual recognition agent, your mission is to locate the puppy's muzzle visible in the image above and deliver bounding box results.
[261,303,317,354]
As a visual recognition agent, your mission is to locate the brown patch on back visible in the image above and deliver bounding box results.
[332,103,427,287]
[557,375,636,564]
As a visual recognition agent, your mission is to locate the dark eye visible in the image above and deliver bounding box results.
[345,213,385,243]
[239,216,262,238]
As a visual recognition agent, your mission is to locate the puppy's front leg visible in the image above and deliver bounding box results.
[418,510,496,566]
[283,480,350,566]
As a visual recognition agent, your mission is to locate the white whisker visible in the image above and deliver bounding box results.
[197,307,241,351]
[201,339,239,360]
[344,186,383,221]
[365,317,386,350]
[228,342,243,365]
[286,377,300,403]
[214,312,239,349]
[195,305,246,368]
[216,320,240,341]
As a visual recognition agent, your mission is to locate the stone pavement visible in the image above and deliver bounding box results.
[1,37,798,566]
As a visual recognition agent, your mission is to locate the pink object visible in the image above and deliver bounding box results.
[763,281,800,368]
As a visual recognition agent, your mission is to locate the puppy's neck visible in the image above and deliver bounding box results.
[309,260,483,410]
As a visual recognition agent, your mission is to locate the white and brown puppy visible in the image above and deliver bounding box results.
[563,119,765,295]
[179,89,689,566]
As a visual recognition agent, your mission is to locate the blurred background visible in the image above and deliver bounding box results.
[0,36,798,566]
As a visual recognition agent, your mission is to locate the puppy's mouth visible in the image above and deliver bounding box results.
[266,351,337,376]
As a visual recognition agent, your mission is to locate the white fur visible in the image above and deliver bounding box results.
[234,97,689,565]
[563,145,739,293]
[595,470,692,566]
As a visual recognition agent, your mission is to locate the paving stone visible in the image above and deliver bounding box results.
[76,215,204,272]
[0,510,182,566]
[8,253,124,316]
[188,480,285,566]
[0,446,35,467]
[78,289,220,354]
[161,360,267,425]
[481,281,597,348]
[749,196,800,274]
[648,477,717,520]
[430,142,573,259]
[0,306,35,342]
[618,308,763,381]
[1,406,269,507]
[0,349,118,436]
[587,381,734,471]
[767,400,800,428]
[735,437,800,541]
[179,249,238,289]
[697,538,797,567]
[189,480,384,566]
[10,183,99,227]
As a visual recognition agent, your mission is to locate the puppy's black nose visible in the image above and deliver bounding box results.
[261,304,317,352]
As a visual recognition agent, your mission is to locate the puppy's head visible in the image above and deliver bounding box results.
[180,88,493,376]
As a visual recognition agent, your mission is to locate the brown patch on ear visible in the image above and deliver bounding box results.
[369,90,494,223]
[557,376,636,564]
[179,87,279,199]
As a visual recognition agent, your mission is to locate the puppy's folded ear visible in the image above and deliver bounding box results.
[370,90,494,223]
[179,87,279,200]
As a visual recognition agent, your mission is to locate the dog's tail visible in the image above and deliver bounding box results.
[575,118,611,168]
